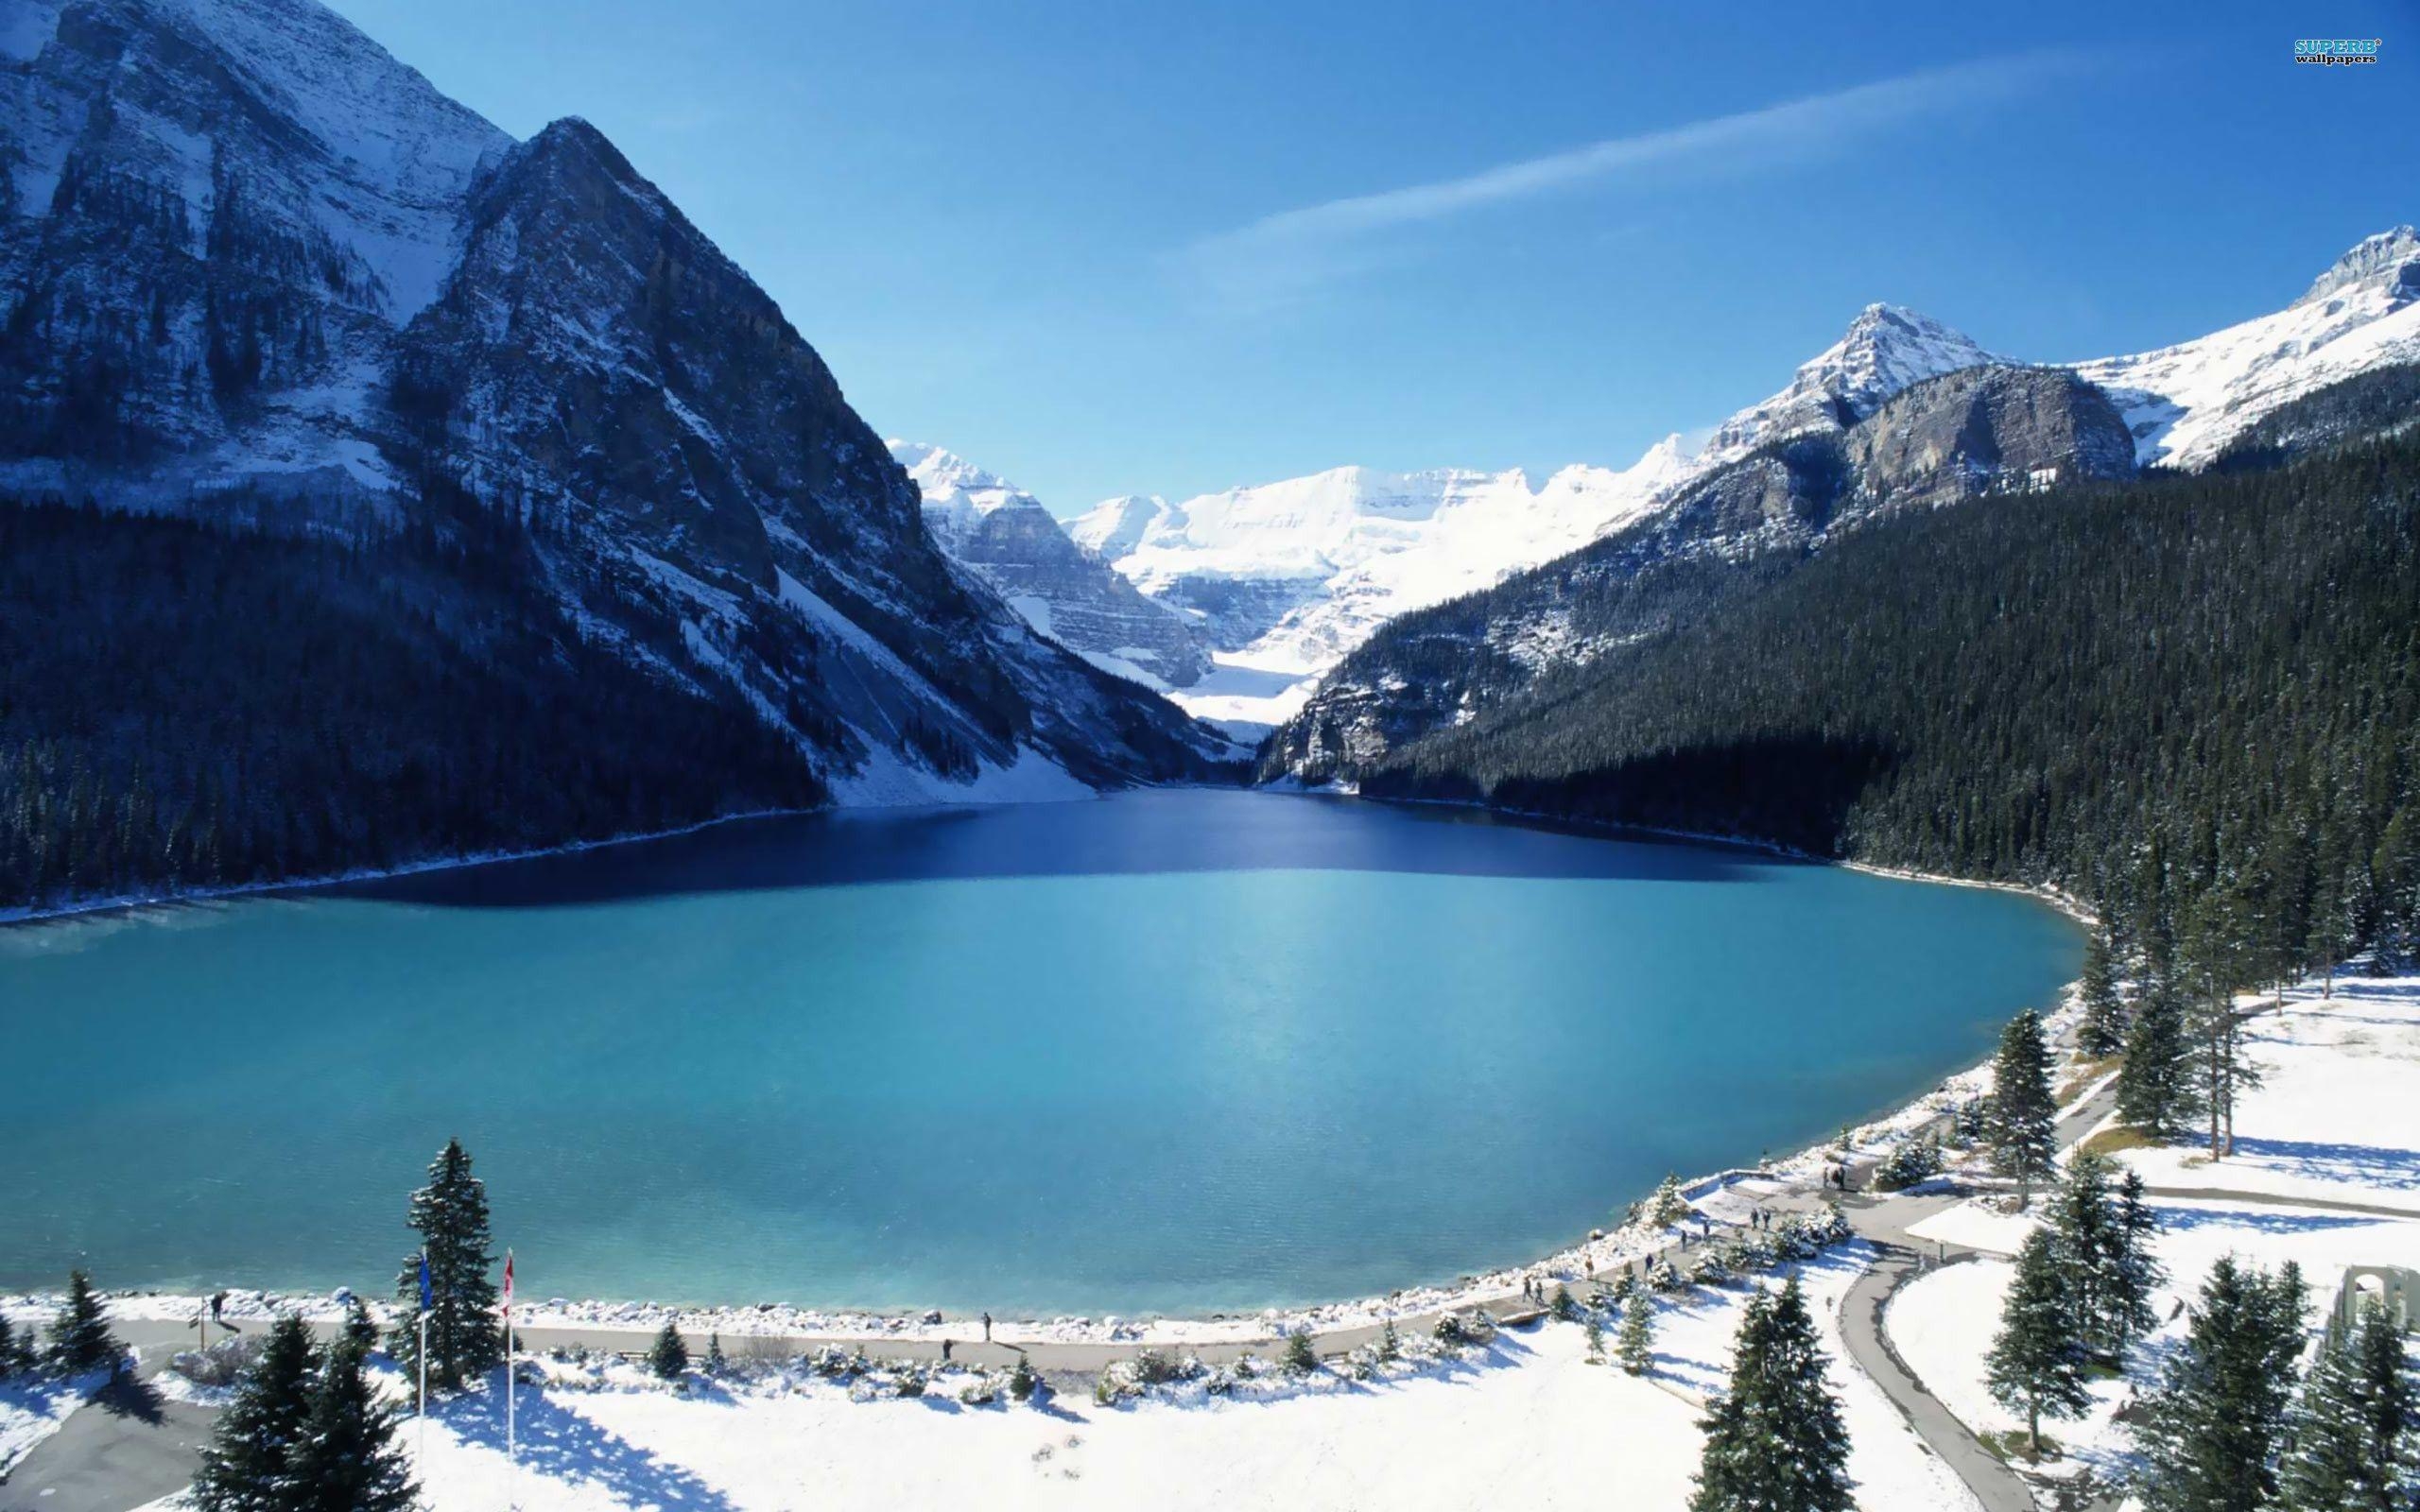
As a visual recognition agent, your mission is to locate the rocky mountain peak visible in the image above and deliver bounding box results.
[1704,303,2000,460]
[2297,224,2420,307]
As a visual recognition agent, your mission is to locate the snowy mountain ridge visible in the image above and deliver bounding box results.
[1046,229,2420,730]
[2070,224,2420,471]
[0,0,1231,806]
[889,439,1216,692]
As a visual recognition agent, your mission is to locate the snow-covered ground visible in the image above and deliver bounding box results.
[238,1243,1966,1512]
[1884,971,2420,1497]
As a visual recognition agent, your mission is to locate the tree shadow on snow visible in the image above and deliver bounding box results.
[2222,1136,2420,1194]
[2150,1204,2379,1235]
[441,1386,741,1512]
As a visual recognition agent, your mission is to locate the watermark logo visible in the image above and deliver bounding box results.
[2295,37,2380,65]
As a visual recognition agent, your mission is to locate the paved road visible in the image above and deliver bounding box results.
[0,1371,213,1512]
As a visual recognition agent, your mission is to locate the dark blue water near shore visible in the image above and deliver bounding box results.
[0,791,2077,1314]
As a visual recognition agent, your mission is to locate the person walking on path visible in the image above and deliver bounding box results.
[981,1313,993,1344]
[941,1338,954,1364]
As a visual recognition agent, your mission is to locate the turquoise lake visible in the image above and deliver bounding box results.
[0,790,2079,1315]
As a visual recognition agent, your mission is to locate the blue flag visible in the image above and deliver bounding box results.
[418,1252,433,1313]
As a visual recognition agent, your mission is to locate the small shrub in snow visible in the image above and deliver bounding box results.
[1131,1349,1186,1386]
[892,1367,927,1399]
[1283,1331,1319,1375]
[1376,1318,1402,1363]
[1550,1284,1581,1322]
[956,1374,998,1406]
[1008,1355,1039,1401]
[1648,1259,1686,1293]
[168,1335,265,1388]
[647,1323,688,1382]
[1690,1250,1736,1288]
[1874,1134,1945,1192]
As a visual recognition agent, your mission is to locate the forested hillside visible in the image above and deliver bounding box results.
[0,494,825,912]
[1320,430,2420,971]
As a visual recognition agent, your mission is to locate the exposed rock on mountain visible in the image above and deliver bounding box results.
[1263,364,2136,782]
[0,0,1231,846]
[892,440,1211,690]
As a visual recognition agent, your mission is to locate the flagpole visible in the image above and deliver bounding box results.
[416,1247,432,1465]
[505,1248,515,1465]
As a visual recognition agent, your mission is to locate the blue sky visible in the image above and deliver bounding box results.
[330,0,2411,510]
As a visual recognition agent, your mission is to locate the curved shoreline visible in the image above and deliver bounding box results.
[5,788,2087,1348]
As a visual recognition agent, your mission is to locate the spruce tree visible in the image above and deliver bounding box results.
[341,1297,379,1357]
[1985,1229,2092,1454]
[391,1139,502,1392]
[649,1323,689,1381]
[1688,1279,1853,1512]
[189,1314,318,1512]
[291,1335,416,1512]
[1618,1270,1655,1377]
[1284,1330,1318,1375]
[2106,1169,2165,1358]
[48,1269,120,1374]
[1646,1174,1690,1229]
[2280,1300,2418,1512]
[2135,1256,2309,1512]
[706,1332,726,1375]
[1583,1314,1605,1364]
[2117,988,2199,1138]
[2076,927,2127,1056]
[1987,1010,2058,1208]
[2048,1151,2121,1356]
[0,1315,24,1379]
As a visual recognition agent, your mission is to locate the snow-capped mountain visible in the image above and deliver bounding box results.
[891,440,1212,690]
[0,0,1228,806]
[1701,303,2005,459]
[2071,225,2420,471]
[1071,301,1994,731]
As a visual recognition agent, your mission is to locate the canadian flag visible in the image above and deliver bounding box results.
[502,1250,513,1320]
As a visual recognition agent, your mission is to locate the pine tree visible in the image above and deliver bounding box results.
[648,1323,689,1381]
[2280,1300,2418,1512]
[2076,927,2127,1056]
[705,1332,726,1375]
[1583,1314,1605,1364]
[341,1297,379,1357]
[2106,1169,2165,1358]
[1688,1278,1853,1512]
[1646,1174,1691,1228]
[2136,1256,2310,1512]
[48,1269,120,1374]
[1985,1229,2092,1455]
[1551,1283,1580,1322]
[1008,1354,1039,1400]
[1377,1317,1402,1364]
[0,1315,26,1379]
[1284,1330,1318,1375]
[1987,1010,2058,1208]
[2117,988,2200,1138]
[391,1139,502,1392]
[2047,1150,2124,1357]
[1618,1270,1655,1377]
[189,1314,318,1512]
[290,1335,416,1512]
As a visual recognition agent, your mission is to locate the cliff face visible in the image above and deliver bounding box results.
[896,440,1213,691]
[0,0,1232,804]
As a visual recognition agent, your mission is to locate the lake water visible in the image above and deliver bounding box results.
[0,791,2078,1315]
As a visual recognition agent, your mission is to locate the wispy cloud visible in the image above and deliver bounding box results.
[1179,52,2086,311]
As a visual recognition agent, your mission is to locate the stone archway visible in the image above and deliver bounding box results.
[2327,1264,2418,1346]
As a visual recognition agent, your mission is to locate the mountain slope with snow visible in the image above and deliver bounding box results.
[1072,302,1998,730]
[2071,225,2420,471]
[892,440,1212,690]
[0,0,1231,856]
